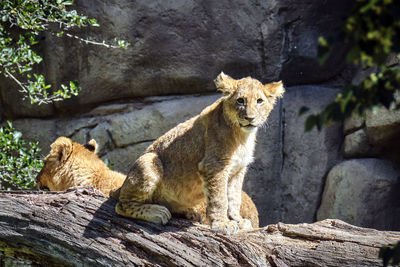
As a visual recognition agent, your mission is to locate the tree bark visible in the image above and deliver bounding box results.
[0,187,398,267]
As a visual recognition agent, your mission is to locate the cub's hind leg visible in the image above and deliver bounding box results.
[116,152,171,224]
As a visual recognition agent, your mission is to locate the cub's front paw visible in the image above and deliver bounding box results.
[142,204,172,225]
[237,218,253,230]
[116,202,171,225]
[211,220,239,235]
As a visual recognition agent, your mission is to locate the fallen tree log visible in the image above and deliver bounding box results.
[0,187,398,266]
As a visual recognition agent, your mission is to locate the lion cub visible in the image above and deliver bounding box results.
[36,137,125,196]
[36,137,259,227]
[116,72,284,234]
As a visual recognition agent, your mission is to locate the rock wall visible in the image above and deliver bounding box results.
[0,0,351,118]
[317,105,400,231]
[1,0,399,229]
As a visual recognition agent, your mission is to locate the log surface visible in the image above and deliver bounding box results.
[0,187,398,267]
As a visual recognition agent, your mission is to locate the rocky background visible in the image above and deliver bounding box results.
[1,0,399,230]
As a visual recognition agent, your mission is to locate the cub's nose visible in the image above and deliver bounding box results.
[245,116,255,122]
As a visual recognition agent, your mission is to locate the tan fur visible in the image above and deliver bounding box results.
[116,72,284,234]
[36,137,259,227]
[36,137,125,196]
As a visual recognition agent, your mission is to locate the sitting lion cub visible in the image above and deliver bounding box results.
[116,72,284,234]
[36,137,259,227]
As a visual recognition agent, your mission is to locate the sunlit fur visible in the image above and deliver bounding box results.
[36,137,125,196]
[116,72,284,234]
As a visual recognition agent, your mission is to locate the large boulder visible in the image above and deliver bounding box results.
[317,159,400,231]
[343,128,372,158]
[0,0,352,117]
[342,107,400,160]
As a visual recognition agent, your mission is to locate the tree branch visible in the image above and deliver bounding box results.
[0,187,398,266]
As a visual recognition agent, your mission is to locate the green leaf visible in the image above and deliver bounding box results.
[305,115,317,132]
[346,45,361,63]
[12,131,22,142]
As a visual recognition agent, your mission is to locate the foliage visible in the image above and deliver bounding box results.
[379,241,400,267]
[0,121,43,190]
[0,0,130,105]
[301,0,400,131]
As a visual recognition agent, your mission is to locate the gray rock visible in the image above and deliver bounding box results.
[71,128,90,145]
[278,86,343,224]
[279,0,352,86]
[343,113,365,135]
[343,128,372,158]
[109,94,219,147]
[103,142,152,174]
[386,53,400,67]
[317,159,400,231]
[56,117,99,138]
[88,123,112,156]
[13,119,57,156]
[87,103,142,117]
[260,15,284,81]
[245,85,343,226]
[366,106,400,145]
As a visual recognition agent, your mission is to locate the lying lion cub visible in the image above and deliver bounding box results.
[36,137,126,196]
[36,137,259,227]
[116,72,284,234]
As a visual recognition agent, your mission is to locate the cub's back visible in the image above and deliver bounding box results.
[146,115,206,179]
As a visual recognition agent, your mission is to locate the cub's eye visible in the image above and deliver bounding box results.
[236,98,245,106]
[257,98,264,104]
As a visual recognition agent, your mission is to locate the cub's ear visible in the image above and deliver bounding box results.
[263,81,284,98]
[49,137,73,163]
[84,139,98,154]
[214,72,238,96]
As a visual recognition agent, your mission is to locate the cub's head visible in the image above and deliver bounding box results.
[36,137,101,191]
[215,72,284,132]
